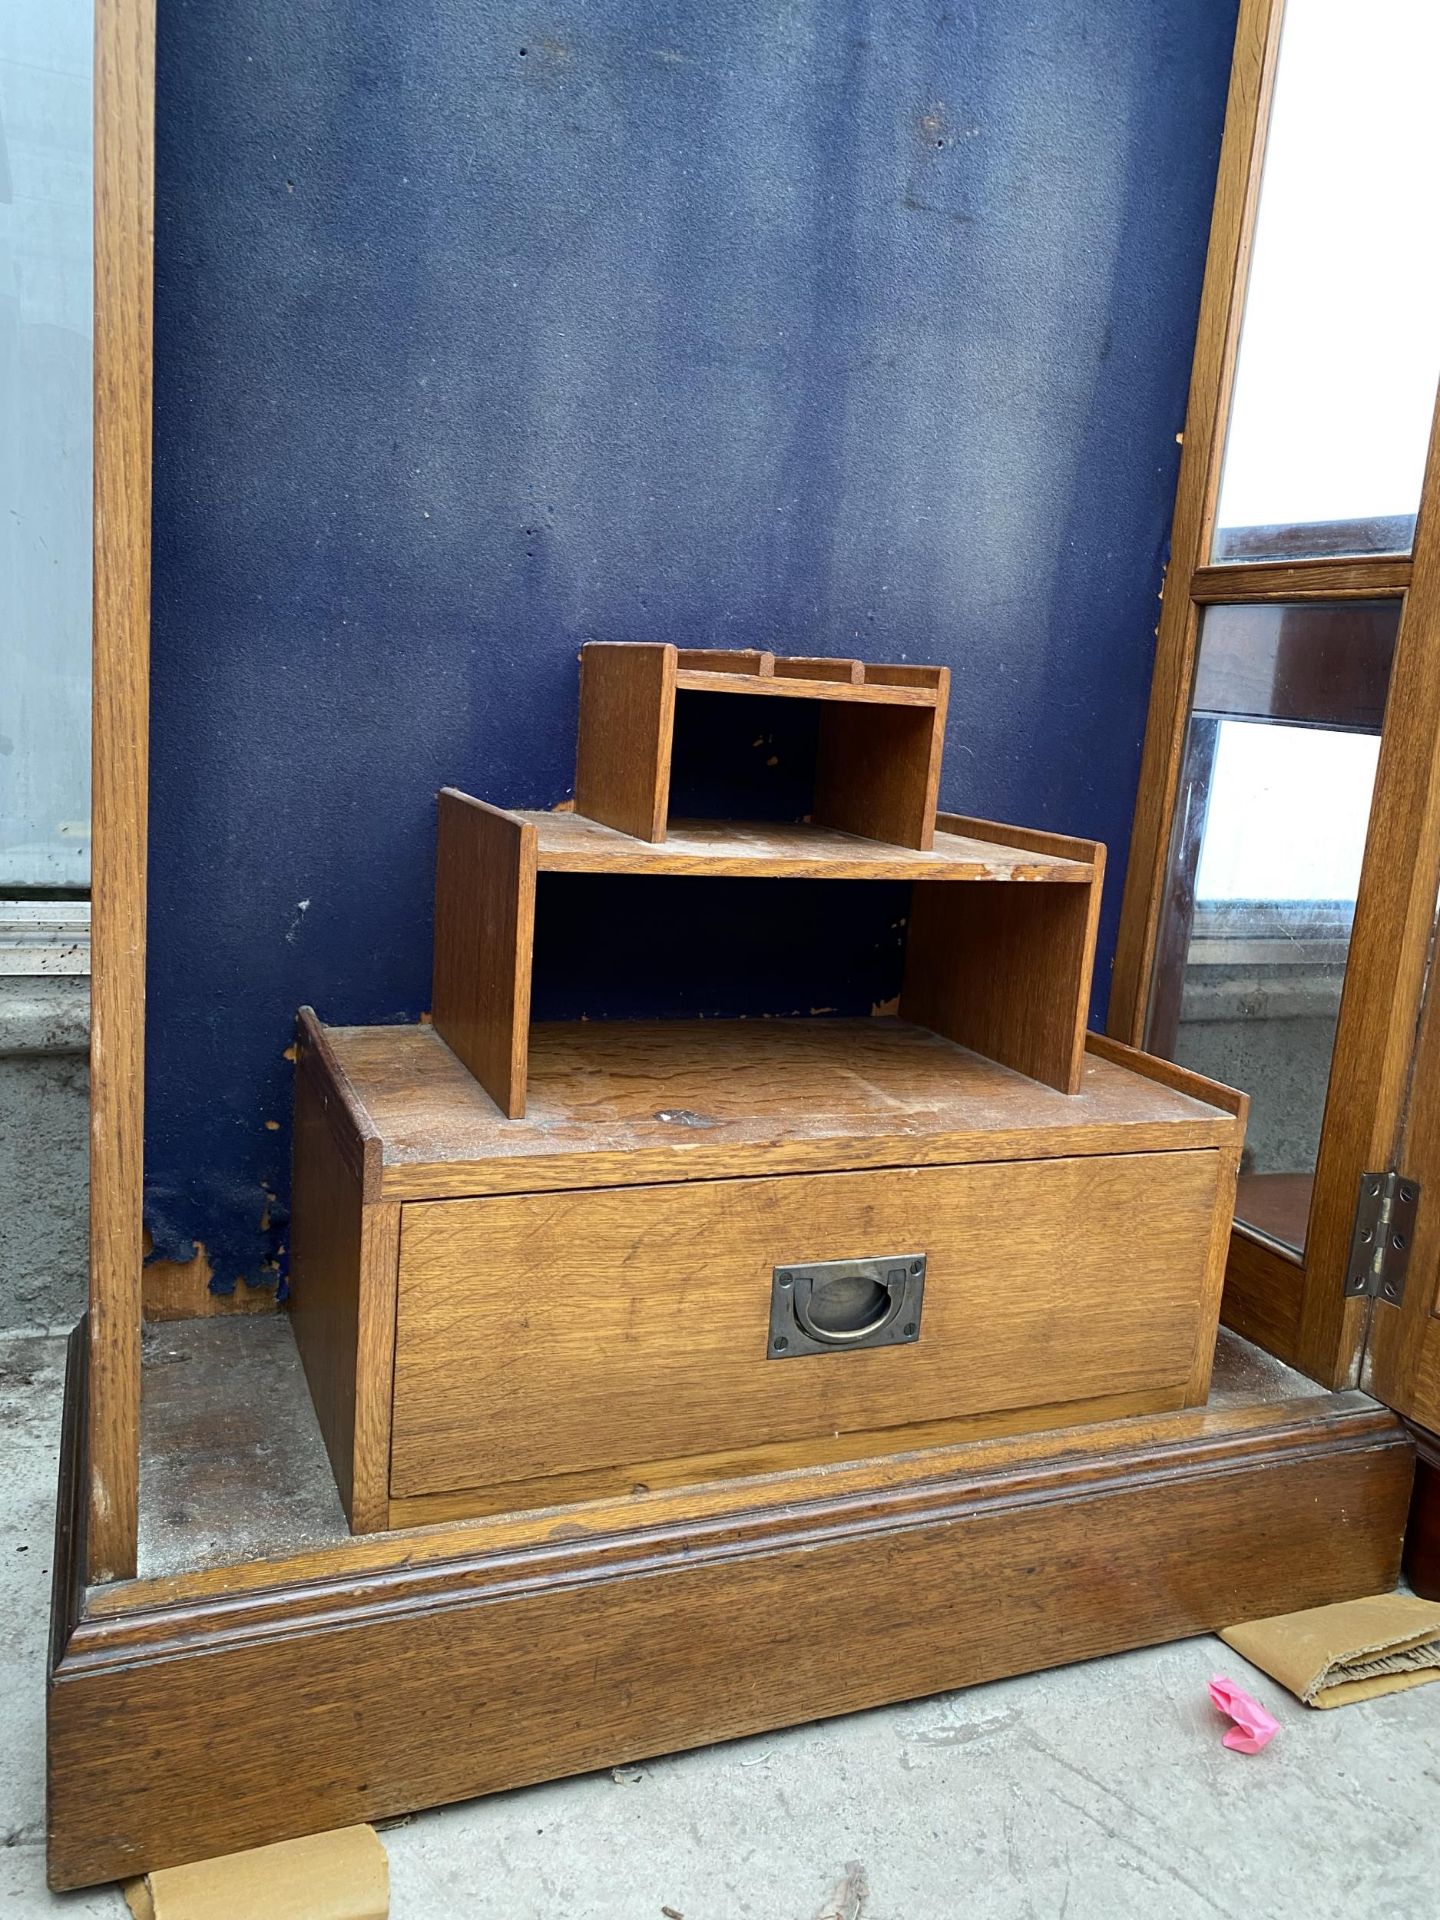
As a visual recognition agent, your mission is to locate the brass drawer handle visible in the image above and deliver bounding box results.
[768,1255,926,1359]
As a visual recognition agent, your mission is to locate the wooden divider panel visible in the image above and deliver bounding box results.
[573,642,677,841]
[902,818,1104,1094]
[813,674,950,850]
[430,790,537,1118]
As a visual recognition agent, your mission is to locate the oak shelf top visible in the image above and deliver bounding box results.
[315,1016,1239,1202]
[670,649,947,708]
[674,668,940,706]
[515,809,1095,881]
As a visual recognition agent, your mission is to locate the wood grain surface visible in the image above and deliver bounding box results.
[430,790,536,1118]
[81,1328,1391,1616]
[287,1023,398,1531]
[50,1348,1412,1888]
[770,654,864,683]
[515,807,1086,879]
[811,687,949,851]
[1218,1226,1304,1357]
[572,642,677,841]
[1191,557,1412,602]
[389,1151,1224,1499]
[1085,1029,1247,1121]
[1295,391,1440,1385]
[902,819,1105,1093]
[675,649,775,674]
[1363,852,1440,1432]
[385,1383,1189,1526]
[904,876,1099,1094]
[673,668,938,706]
[317,1019,1239,1202]
[88,0,157,1584]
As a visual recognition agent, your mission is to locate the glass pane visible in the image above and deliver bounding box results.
[0,0,94,887]
[1212,0,1440,564]
[1147,601,1401,1253]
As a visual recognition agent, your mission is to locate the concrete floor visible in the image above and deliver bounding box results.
[6,1332,1440,1920]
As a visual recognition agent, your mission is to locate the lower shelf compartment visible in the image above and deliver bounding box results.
[49,1316,1412,1888]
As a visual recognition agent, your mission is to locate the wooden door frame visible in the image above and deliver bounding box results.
[89,0,155,1583]
[1108,0,1440,1391]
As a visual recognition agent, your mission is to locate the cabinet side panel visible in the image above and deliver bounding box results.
[902,863,1102,1093]
[430,791,537,1119]
[573,643,676,842]
[1220,1230,1305,1363]
[289,1051,399,1532]
[288,1055,364,1522]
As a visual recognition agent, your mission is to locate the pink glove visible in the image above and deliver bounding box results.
[1209,1675,1280,1753]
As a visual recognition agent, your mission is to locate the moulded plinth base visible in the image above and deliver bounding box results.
[48,1319,1412,1890]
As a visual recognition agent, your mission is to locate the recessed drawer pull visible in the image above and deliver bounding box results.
[768,1255,926,1359]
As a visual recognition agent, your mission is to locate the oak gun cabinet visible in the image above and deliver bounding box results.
[50,0,1418,1894]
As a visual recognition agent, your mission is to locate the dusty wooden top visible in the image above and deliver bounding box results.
[316,1018,1240,1201]
[674,667,940,706]
[518,811,1094,881]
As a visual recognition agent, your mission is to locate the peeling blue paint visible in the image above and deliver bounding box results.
[146,0,1239,1287]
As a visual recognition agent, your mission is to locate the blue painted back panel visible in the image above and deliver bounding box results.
[146,0,1238,1285]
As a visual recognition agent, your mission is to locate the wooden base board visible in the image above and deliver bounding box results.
[49,1323,1412,1890]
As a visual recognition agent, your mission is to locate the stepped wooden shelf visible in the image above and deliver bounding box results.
[50,636,1413,1894]
[432,791,1105,1116]
[289,1014,1249,1534]
[573,642,951,847]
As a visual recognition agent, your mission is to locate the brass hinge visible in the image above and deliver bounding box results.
[1343,1171,1421,1306]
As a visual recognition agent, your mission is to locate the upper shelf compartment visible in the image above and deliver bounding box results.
[572,642,951,850]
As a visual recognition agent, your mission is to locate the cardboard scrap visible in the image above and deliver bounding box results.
[1221,1592,1440,1709]
[123,1825,388,1920]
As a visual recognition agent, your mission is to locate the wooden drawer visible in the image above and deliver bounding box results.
[389,1150,1224,1504]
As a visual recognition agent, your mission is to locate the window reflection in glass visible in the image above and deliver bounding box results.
[1212,0,1440,563]
[1148,601,1400,1252]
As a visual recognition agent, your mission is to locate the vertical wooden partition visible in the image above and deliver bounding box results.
[431,791,538,1118]
[902,816,1104,1095]
[88,0,156,1582]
